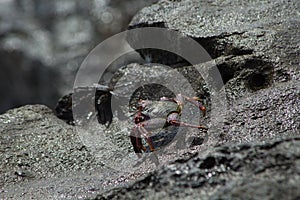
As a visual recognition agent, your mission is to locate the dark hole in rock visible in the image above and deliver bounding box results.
[128,22,191,67]
[95,90,113,126]
[55,93,74,125]
[196,37,254,59]
[216,63,235,85]
[190,137,204,147]
[138,48,191,67]
[200,156,216,169]
[229,47,253,56]
[195,38,220,59]
[248,73,268,90]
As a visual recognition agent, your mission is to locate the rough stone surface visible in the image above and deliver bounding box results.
[0,105,158,199]
[1,0,299,199]
[93,0,300,199]
[95,136,300,200]
[0,105,104,199]
[130,0,299,100]
[126,0,300,145]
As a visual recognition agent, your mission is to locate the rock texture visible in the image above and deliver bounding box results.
[0,0,299,199]
[94,0,300,199]
[0,105,102,199]
[127,0,300,141]
[95,136,300,200]
[0,105,148,199]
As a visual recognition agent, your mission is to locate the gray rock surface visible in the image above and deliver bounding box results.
[0,105,101,199]
[94,0,300,199]
[0,0,299,199]
[95,135,300,200]
[0,105,150,199]
[127,0,300,141]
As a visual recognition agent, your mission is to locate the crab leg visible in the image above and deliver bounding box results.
[169,120,208,130]
[131,93,207,157]
[182,95,206,117]
[130,127,146,155]
[167,112,208,130]
[137,125,155,151]
[161,94,206,116]
[160,96,177,103]
[136,118,167,152]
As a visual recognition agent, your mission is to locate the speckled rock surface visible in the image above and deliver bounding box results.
[0,105,128,199]
[95,136,300,200]
[93,0,299,199]
[1,0,299,199]
[130,0,299,100]
[0,106,101,199]
[127,0,300,142]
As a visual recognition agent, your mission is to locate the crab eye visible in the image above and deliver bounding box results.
[137,100,146,108]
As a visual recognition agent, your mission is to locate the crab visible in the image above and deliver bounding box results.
[130,94,207,157]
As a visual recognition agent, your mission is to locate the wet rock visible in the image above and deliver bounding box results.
[54,87,114,126]
[1,0,299,199]
[90,0,300,199]
[124,0,300,149]
[0,105,152,199]
[94,136,300,200]
[55,93,74,125]
[129,0,299,101]
[0,105,105,199]
[220,80,299,144]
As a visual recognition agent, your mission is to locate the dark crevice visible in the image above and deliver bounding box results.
[194,37,248,59]
[190,137,204,147]
[128,21,167,30]
[194,33,253,59]
[248,73,268,89]
[200,156,216,169]
[128,23,253,65]
[126,23,274,97]
[214,56,274,90]
[244,59,274,91]
[216,63,235,85]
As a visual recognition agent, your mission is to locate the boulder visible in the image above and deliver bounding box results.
[95,135,300,200]
[1,0,299,199]
[94,0,300,199]
[0,105,106,199]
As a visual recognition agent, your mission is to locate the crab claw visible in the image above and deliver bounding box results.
[199,105,206,117]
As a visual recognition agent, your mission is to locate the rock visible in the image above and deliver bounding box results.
[94,136,300,200]
[129,0,299,101]
[0,105,105,199]
[55,93,74,125]
[54,87,114,126]
[221,80,299,144]
[125,0,300,144]
[0,105,166,199]
[90,0,300,199]
[1,0,299,199]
